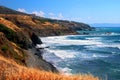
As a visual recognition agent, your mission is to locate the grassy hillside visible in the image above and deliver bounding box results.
[0,32,26,65]
[0,6,93,36]
[0,55,99,80]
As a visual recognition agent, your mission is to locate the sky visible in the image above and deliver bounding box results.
[0,0,120,23]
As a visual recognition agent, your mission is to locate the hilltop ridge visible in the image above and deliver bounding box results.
[0,6,93,35]
[0,6,27,15]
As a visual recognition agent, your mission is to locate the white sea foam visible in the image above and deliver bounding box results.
[58,67,72,75]
[48,50,76,59]
[89,32,120,36]
[41,34,120,76]
[110,32,120,35]
[79,53,109,59]
[85,42,120,50]
[95,44,120,49]
[41,35,109,60]
[92,54,108,58]
[42,49,62,63]
[86,37,102,40]
[41,36,103,46]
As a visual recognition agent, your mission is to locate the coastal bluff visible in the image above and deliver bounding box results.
[0,6,99,80]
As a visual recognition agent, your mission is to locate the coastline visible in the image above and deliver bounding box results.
[26,47,58,73]
[36,33,92,74]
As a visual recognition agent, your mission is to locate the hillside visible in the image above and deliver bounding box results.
[0,6,93,36]
[0,23,58,72]
[0,55,99,80]
[0,6,26,15]
[0,14,77,37]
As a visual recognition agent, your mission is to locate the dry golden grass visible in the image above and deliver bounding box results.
[0,56,99,80]
[0,17,21,32]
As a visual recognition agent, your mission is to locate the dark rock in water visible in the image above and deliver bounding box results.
[31,33,42,46]
[83,32,89,35]
[35,44,50,49]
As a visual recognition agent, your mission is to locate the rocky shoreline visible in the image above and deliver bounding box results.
[26,47,58,73]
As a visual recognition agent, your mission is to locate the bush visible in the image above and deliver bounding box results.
[0,24,17,43]
[0,24,31,49]
[1,46,8,52]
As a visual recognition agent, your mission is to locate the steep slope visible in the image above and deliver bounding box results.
[0,32,26,65]
[0,55,99,80]
[0,32,58,72]
[0,23,33,49]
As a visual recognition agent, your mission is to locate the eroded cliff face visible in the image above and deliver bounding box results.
[0,16,58,72]
[0,16,46,49]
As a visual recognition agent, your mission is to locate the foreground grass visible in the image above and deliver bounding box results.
[0,56,99,80]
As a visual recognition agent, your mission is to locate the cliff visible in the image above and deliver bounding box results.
[0,6,94,73]
[0,31,58,72]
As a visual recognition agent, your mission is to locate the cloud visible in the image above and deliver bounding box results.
[87,17,93,19]
[32,11,45,17]
[49,13,64,20]
[58,13,64,19]
[17,8,26,13]
[49,13,54,16]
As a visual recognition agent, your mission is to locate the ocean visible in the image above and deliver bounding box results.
[41,27,120,80]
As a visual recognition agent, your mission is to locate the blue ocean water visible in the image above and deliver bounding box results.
[41,27,120,80]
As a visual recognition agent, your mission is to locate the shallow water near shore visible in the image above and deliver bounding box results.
[41,27,120,80]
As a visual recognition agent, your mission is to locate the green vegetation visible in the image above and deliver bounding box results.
[1,46,8,52]
[0,24,29,49]
[0,24,17,43]
[37,18,56,23]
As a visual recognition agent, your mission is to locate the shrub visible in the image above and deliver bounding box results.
[0,24,17,43]
[1,46,8,52]
[0,24,31,49]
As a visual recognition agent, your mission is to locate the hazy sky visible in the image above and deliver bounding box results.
[0,0,120,23]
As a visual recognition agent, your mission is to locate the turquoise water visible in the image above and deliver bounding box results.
[41,27,120,80]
